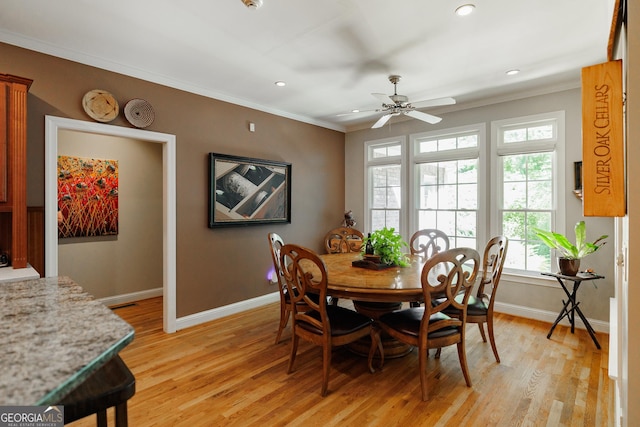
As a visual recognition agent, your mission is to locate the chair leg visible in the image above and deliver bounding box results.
[287,334,299,374]
[321,343,332,396]
[487,317,500,363]
[434,347,442,359]
[275,306,290,344]
[419,343,429,401]
[96,410,108,427]
[368,326,384,373]
[477,322,487,342]
[456,341,472,387]
[115,402,128,427]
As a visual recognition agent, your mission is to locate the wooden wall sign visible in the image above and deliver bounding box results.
[581,59,625,216]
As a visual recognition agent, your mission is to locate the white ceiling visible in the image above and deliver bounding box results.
[0,0,614,132]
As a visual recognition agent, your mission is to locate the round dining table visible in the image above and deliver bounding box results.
[319,252,427,357]
[319,252,425,302]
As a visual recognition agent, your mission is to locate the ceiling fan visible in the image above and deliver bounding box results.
[345,75,456,129]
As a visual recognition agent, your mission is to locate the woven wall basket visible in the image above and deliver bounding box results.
[124,98,155,128]
[82,89,119,123]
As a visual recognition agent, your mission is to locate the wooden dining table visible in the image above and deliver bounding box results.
[319,252,424,301]
[319,252,426,357]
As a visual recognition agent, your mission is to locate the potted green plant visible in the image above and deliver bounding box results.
[533,221,607,276]
[361,227,410,267]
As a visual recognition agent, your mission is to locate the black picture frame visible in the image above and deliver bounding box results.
[574,161,582,190]
[208,153,291,228]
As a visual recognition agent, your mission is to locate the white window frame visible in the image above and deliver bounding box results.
[363,136,408,239]
[409,123,486,250]
[491,111,566,284]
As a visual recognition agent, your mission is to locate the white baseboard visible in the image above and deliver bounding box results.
[494,301,610,334]
[102,289,610,336]
[99,287,163,307]
[175,292,280,331]
[176,298,610,334]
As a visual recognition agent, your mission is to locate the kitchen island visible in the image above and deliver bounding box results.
[0,276,134,405]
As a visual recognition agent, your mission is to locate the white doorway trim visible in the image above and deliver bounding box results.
[44,116,177,333]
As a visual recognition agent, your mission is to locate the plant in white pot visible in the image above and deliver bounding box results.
[533,221,607,276]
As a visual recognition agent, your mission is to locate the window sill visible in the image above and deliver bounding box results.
[502,270,559,288]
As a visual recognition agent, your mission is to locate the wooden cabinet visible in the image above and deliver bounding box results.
[0,74,32,269]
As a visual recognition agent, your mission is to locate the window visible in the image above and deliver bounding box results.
[362,112,564,280]
[492,112,565,275]
[365,137,406,235]
[411,125,484,249]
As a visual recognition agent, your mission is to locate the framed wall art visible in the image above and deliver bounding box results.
[208,153,291,228]
[57,155,119,238]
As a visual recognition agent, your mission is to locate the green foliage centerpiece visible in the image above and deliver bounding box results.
[533,221,607,275]
[361,227,410,267]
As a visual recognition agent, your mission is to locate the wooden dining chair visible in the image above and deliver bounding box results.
[279,243,382,396]
[324,226,364,254]
[268,232,292,344]
[376,247,480,401]
[408,229,450,307]
[439,235,509,362]
[323,226,364,305]
[268,232,318,344]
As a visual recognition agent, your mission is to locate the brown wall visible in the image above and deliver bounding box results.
[0,42,346,317]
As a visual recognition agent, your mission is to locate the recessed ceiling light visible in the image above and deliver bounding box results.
[351,109,360,113]
[455,4,475,16]
[506,69,520,76]
[275,81,286,87]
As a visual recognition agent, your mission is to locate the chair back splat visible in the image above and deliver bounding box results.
[408,229,450,307]
[279,243,382,396]
[324,227,364,254]
[409,228,450,260]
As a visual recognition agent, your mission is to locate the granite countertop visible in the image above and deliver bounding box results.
[0,276,134,405]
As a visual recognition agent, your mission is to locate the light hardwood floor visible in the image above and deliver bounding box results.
[69,297,611,426]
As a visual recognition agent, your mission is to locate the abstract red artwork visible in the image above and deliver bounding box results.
[57,155,119,238]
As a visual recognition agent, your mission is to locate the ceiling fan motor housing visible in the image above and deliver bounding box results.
[389,94,409,105]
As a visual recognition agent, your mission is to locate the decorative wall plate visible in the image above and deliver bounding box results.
[82,89,119,122]
[123,98,155,128]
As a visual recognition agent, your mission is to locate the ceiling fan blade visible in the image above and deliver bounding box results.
[405,110,442,124]
[372,93,392,103]
[372,114,393,128]
[410,97,456,109]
